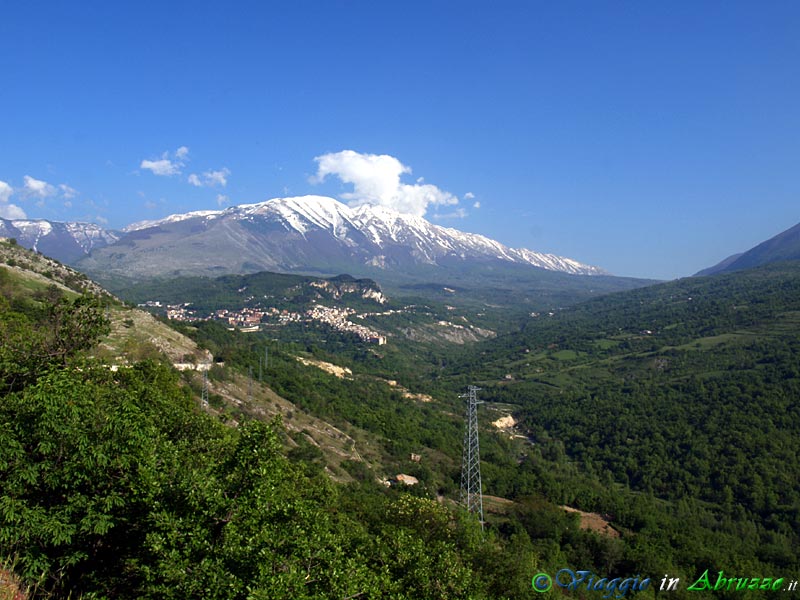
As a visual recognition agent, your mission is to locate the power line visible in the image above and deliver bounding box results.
[459,385,484,528]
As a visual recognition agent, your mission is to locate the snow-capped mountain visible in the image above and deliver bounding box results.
[99,195,605,278]
[0,218,120,263]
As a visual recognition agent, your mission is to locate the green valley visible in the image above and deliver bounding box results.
[3,238,800,598]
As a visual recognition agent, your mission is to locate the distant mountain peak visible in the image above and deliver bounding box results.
[0,218,119,263]
[124,210,222,232]
[696,221,800,276]
[110,195,606,277]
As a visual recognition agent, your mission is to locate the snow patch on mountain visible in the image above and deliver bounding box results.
[64,222,120,252]
[124,210,221,232]
[12,221,52,252]
[0,218,120,259]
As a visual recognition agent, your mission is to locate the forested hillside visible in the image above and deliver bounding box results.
[0,308,491,598]
[112,271,387,314]
[0,244,611,599]
[0,241,514,598]
[4,239,799,598]
[445,261,800,575]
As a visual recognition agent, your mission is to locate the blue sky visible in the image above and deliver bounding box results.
[1,1,798,280]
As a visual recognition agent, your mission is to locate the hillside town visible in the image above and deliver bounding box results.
[140,301,387,344]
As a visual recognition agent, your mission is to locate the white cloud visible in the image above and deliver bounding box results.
[216,194,229,207]
[312,150,459,217]
[0,203,26,219]
[140,146,189,176]
[0,180,12,204]
[59,184,78,199]
[23,175,57,199]
[95,215,109,225]
[64,200,73,209]
[473,201,481,209]
[188,168,230,188]
[205,169,230,186]
[464,192,475,200]
[0,181,25,219]
[432,207,468,220]
[141,158,181,176]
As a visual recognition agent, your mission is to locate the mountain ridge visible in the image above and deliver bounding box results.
[0,218,120,263]
[4,198,658,309]
[107,195,606,278]
[696,220,800,276]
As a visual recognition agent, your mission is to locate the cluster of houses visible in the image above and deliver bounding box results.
[213,306,303,329]
[141,301,386,344]
[306,304,386,345]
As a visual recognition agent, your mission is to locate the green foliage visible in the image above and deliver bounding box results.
[447,262,800,574]
[113,271,386,315]
[0,294,110,394]
[8,257,800,596]
[0,360,505,598]
[0,288,528,598]
[0,363,207,594]
[166,263,800,586]
[47,295,112,365]
[188,320,464,469]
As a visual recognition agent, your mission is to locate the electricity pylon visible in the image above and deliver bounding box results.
[459,385,484,527]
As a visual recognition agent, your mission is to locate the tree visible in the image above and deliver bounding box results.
[0,294,110,393]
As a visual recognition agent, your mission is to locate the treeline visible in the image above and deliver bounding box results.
[114,271,386,314]
[456,261,800,372]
